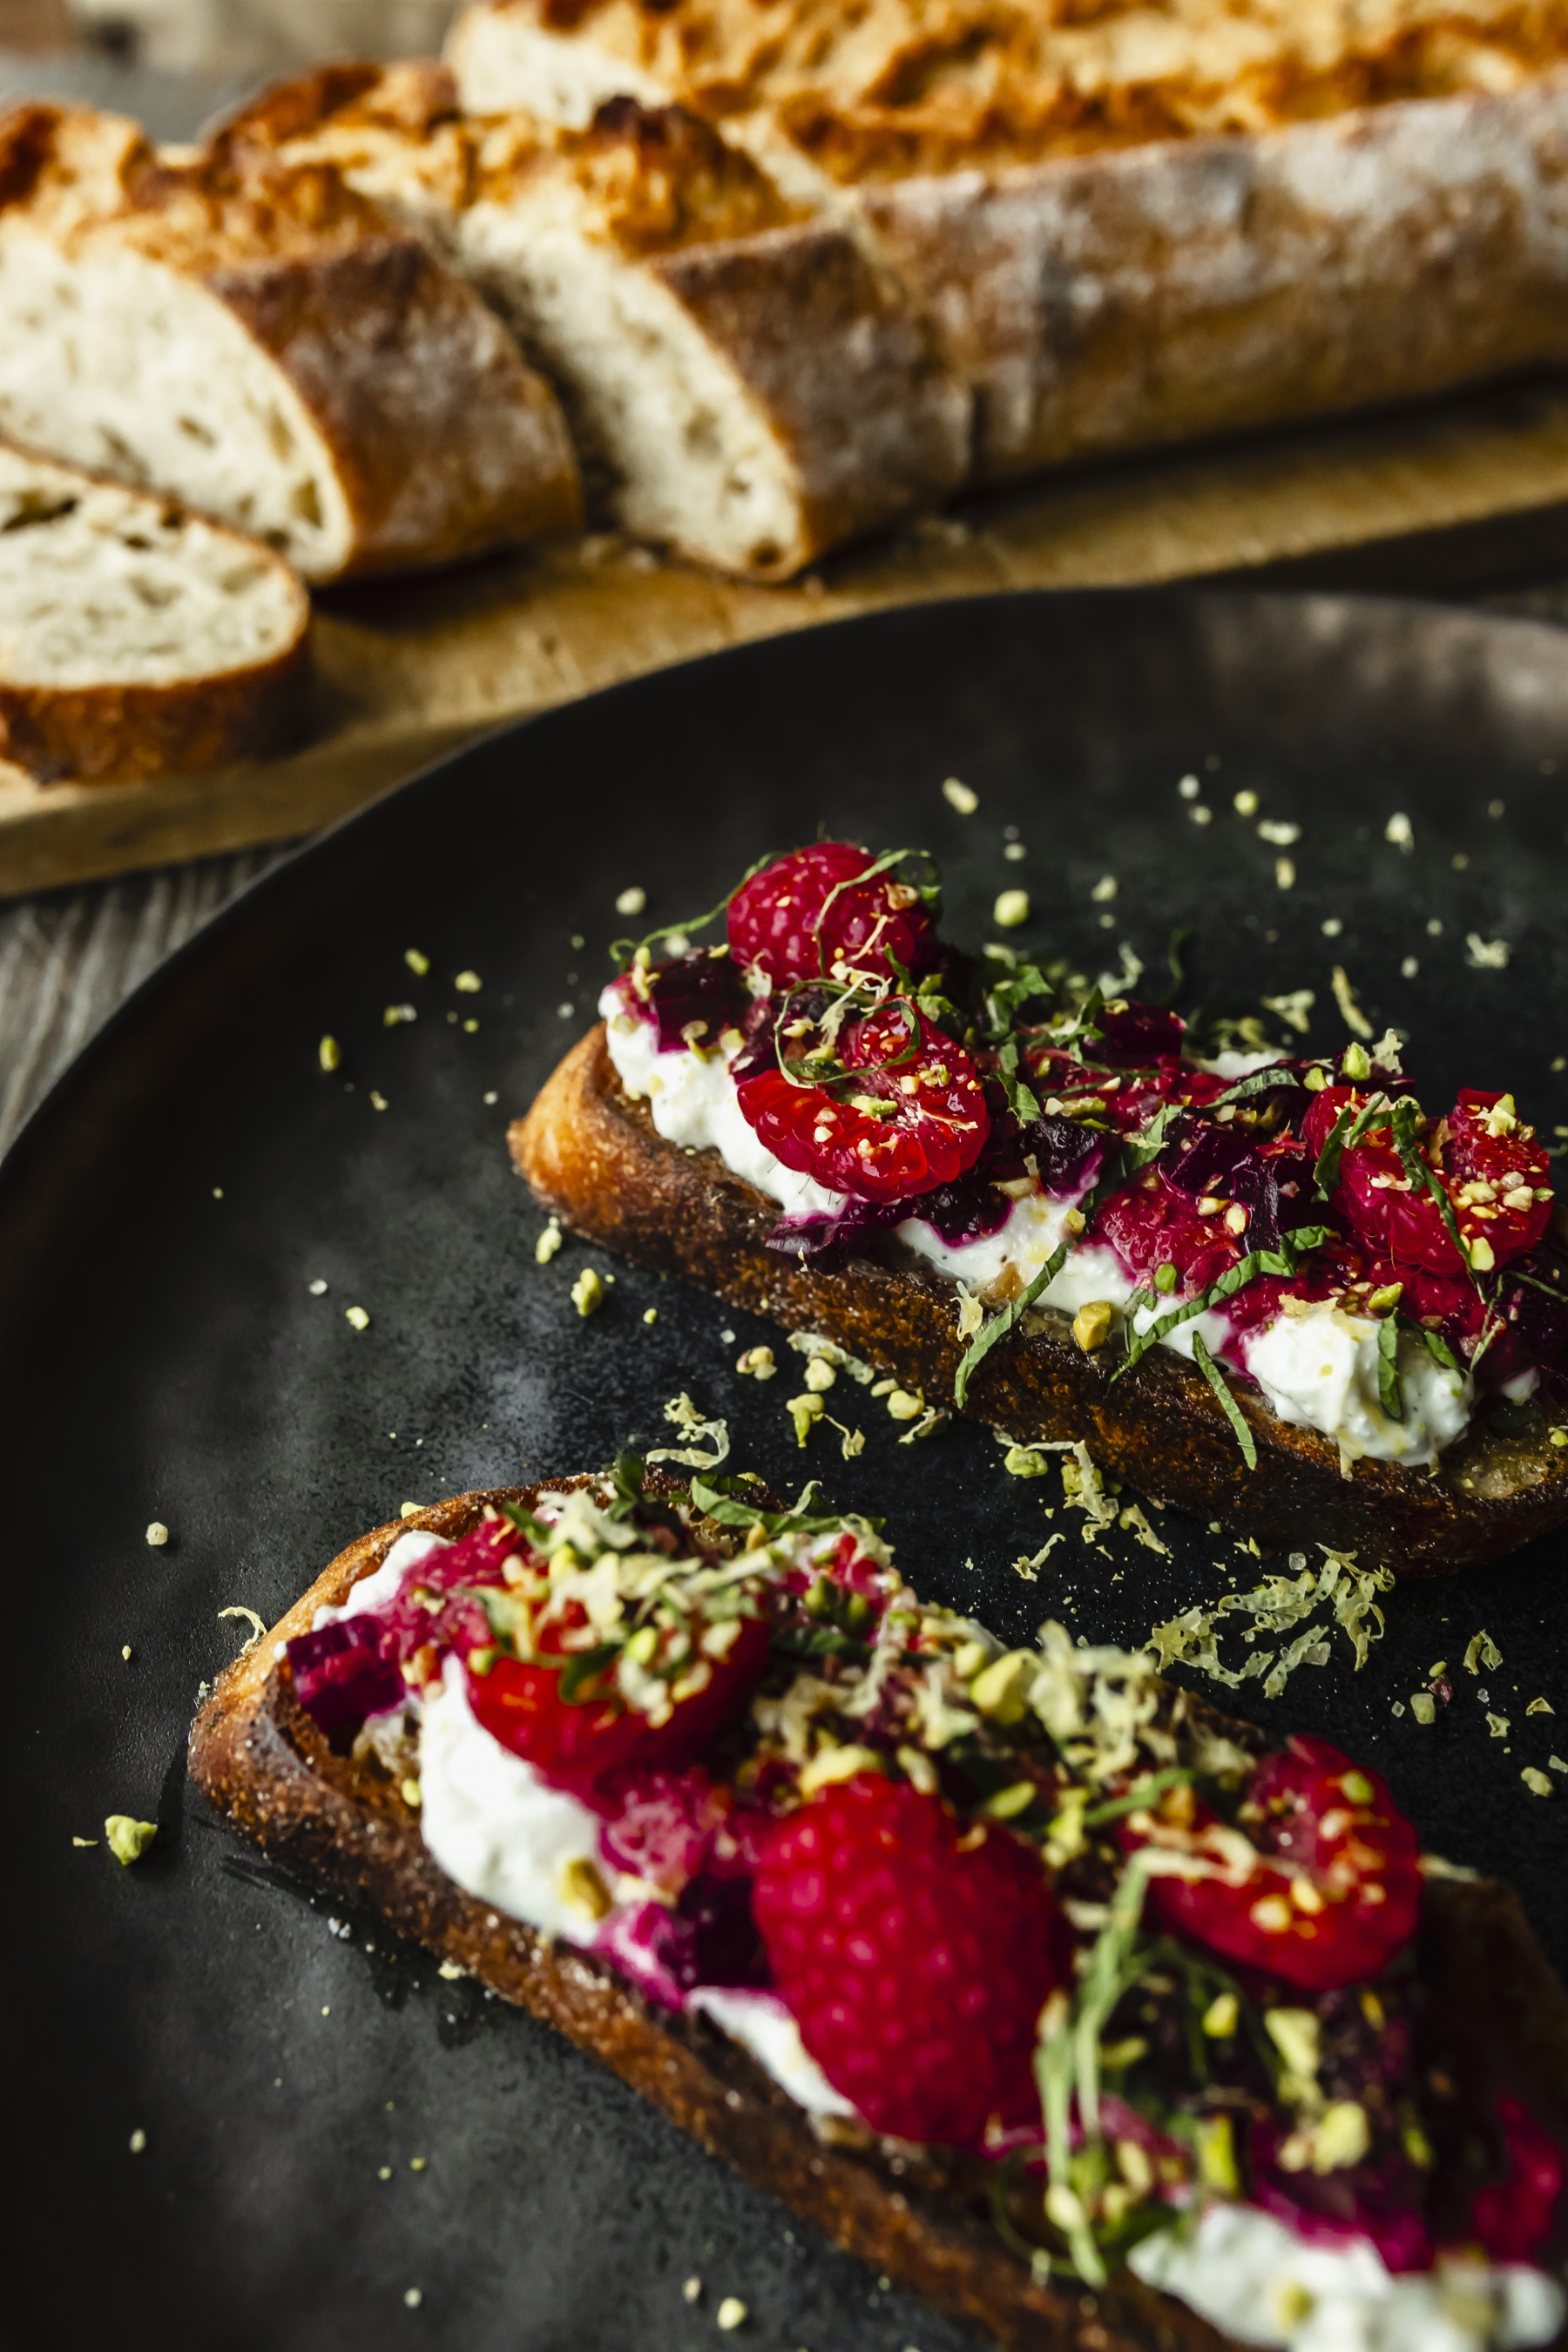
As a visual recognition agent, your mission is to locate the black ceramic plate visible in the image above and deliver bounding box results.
[4,590,1568,2352]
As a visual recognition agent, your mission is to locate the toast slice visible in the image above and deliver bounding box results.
[512,1028,1568,1573]
[0,436,310,784]
[213,63,970,580]
[449,0,1568,482]
[190,1473,1568,2351]
[0,102,580,583]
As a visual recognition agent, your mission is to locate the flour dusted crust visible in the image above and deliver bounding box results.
[450,0,1568,478]
[0,102,580,582]
[0,436,310,783]
[217,63,969,578]
[189,1475,1568,2351]
[511,1027,1568,1573]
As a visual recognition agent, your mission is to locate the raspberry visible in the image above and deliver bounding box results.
[728,843,936,989]
[1304,1085,1552,1276]
[1471,2095,1565,2262]
[468,1612,770,1804]
[737,1003,989,1202]
[1137,1736,1421,1992]
[753,1774,1059,2148]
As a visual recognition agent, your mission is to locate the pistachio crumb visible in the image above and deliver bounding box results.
[802,1356,836,1393]
[1071,1299,1115,1353]
[992,889,1030,929]
[683,2279,702,2305]
[643,1307,659,1324]
[1410,1692,1436,1726]
[318,1035,341,1072]
[345,1306,370,1331]
[400,1502,421,1519]
[437,1960,464,1982]
[941,778,978,814]
[615,886,647,916]
[369,1092,389,1112]
[145,1521,169,1547]
[129,2128,146,2153]
[403,2288,422,2309]
[404,948,430,977]
[105,1815,157,1865]
[716,2298,748,2331]
[570,1267,605,1317]
[885,1389,924,1421]
[536,1221,563,1265]
[454,970,482,993]
[308,1278,328,1295]
[1523,1768,1555,1797]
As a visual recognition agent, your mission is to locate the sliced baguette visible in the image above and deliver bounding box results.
[511,1027,1568,1573]
[0,436,309,783]
[216,64,970,580]
[449,0,1568,481]
[0,102,581,584]
[188,1476,1568,2352]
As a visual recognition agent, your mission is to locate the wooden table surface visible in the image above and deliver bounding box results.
[4,44,1568,1165]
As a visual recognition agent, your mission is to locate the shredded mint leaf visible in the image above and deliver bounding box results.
[1212,1065,1297,1106]
[1191,1331,1258,1470]
[1389,1097,1476,1285]
[1375,1314,1404,1422]
[954,1239,1071,1409]
[1401,1315,1460,1372]
[1115,1227,1332,1381]
[558,1641,621,1703]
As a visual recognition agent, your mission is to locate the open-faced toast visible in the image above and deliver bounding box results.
[190,1468,1568,2351]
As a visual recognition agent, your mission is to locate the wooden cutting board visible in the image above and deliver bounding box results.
[8,372,1568,901]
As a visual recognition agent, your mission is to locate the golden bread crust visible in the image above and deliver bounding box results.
[190,1478,1568,2350]
[510,1027,1568,1573]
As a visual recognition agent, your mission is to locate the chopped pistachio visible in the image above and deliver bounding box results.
[145,1521,169,1547]
[536,1221,563,1265]
[1194,2113,1241,2194]
[982,1780,1037,1820]
[105,1815,158,1866]
[992,889,1031,929]
[1071,1299,1115,1353]
[345,1305,370,1331]
[1202,1991,1239,2039]
[802,1356,836,1393]
[401,1778,422,1808]
[570,1268,605,1318]
[558,1856,612,1921]
[318,1035,341,1072]
[454,970,483,993]
[1523,1768,1555,1797]
[970,1650,1035,1725]
[885,1388,924,1421]
[715,2298,747,2332]
[799,1744,883,1795]
[615,885,647,916]
[786,1392,824,1446]
[1410,1692,1436,1725]
[941,778,978,814]
[736,1346,777,1380]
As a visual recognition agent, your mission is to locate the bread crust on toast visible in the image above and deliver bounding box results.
[190,1479,1568,2351]
[510,1029,1568,1574]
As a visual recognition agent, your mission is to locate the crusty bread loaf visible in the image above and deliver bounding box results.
[188,1476,1568,2352]
[449,0,1568,480]
[511,1027,1568,1573]
[0,102,581,583]
[216,64,970,579]
[0,436,310,783]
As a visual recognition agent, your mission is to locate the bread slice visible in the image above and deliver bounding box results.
[511,1028,1568,1573]
[0,436,309,783]
[448,0,1568,481]
[215,64,970,580]
[189,1476,1568,2352]
[0,102,581,584]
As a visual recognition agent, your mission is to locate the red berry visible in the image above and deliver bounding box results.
[728,843,936,989]
[1136,1736,1421,1992]
[753,1774,1059,2148]
[1471,2095,1565,2262]
[737,1004,989,1202]
[1305,1085,1551,1276]
[468,1612,770,1806]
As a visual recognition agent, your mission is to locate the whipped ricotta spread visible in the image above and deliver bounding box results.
[1131,2201,1565,2352]
[601,990,1473,1465]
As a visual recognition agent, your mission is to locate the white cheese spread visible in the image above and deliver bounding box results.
[601,993,1473,1463]
[688,1986,859,2120]
[1130,2201,1564,2352]
[314,1526,453,1629]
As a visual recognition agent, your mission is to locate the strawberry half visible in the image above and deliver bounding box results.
[737,1001,989,1201]
[1132,1735,1422,1992]
[468,1611,771,1805]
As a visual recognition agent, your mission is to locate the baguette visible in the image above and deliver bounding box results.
[190,1473,1568,2352]
[214,64,970,580]
[0,436,309,783]
[449,0,1568,481]
[512,1028,1568,1573]
[0,102,581,584]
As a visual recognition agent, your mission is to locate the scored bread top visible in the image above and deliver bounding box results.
[454,0,1568,179]
[0,100,394,267]
[219,61,803,257]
